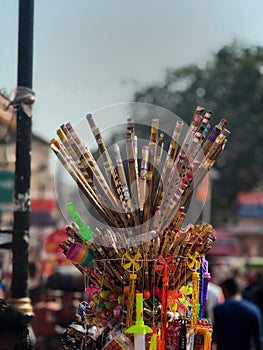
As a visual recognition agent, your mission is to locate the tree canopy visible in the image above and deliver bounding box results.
[134,42,263,225]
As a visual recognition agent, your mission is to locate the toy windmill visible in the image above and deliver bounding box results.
[187,251,201,330]
[122,252,142,329]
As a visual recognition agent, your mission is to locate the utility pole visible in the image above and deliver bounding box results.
[10,0,35,317]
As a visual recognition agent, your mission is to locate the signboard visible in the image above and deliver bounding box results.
[0,170,14,212]
[44,227,69,264]
[236,192,263,217]
[31,198,56,213]
[207,227,239,257]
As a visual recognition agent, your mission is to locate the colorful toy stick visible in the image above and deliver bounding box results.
[201,128,231,171]
[187,252,201,330]
[149,325,157,350]
[143,141,156,226]
[122,252,142,329]
[50,142,112,225]
[133,134,139,177]
[155,133,164,166]
[141,119,159,227]
[114,144,130,202]
[154,255,176,350]
[195,118,227,163]
[139,146,149,216]
[179,128,230,210]
[64,122,86,152]
[67,202,93,242]
[126,293,152,350]
[78,151,127,227]
[52,135,124,227]
[151,133,164,203]
[199,257,210,318]
[153,120,183,211]
[126,136,140,225]
[86,113,127,207]
[50,138,97,198]
[197,110,213,137]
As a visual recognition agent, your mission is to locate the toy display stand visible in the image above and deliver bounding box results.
[50,106,230,349]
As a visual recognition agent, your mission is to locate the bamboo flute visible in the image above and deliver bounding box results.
[159,207,186,258]
[142,142,155,224]
[160,117,229,229]
[162,108,204,201]
[139,146,149,218]
[51,137,97,200]
[194,119,227,164]
[152,121,183,214]
[140,123,158,291]
[151,133,164,202]
[126,136,140,226]
[80,147,127,215]
[61,125,130,227]
[156,168,190,233]
[50,142,114,225]
[140,121,158,290]
[142,119,159,230]
[86,114,127,207]
[197,110,213,139]
[178,128,230,209]
[181,106,204,156]
[185,110,212,163]
[55,128,103,202]
[114,144,131,205]
[148,119,159,203]
[64,123,116,202]
[58,127,106,194]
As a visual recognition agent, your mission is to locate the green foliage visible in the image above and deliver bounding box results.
[134,42,263,225]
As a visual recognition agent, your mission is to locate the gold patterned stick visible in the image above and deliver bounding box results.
[163,108,203,196]
[50,142,113,225]
[194,119,227,164]
[151,120,183,236]
[139,146,149,218]
[60,123,129,227]
[142,141,155,228]
[179,128,231,209]
[160,169,193,231]
[52,138,125,228]
[197,110,213,138]
[51,137,96,198]
[151,133,164,200]
[86,114,127,207]
[142,119,159,228]
[56,128,103,201]
[114,144,131,203]
[126,136,140,225]
[181,106,204,156]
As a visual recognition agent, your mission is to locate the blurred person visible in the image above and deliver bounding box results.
[0,298,29,350]
[212,277,263,350]
[205,265,225,321]
[243,271,263,316]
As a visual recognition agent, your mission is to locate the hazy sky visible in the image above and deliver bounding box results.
[1,0,263,142]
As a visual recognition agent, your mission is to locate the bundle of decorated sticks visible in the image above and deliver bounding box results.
[51,106,230,292]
